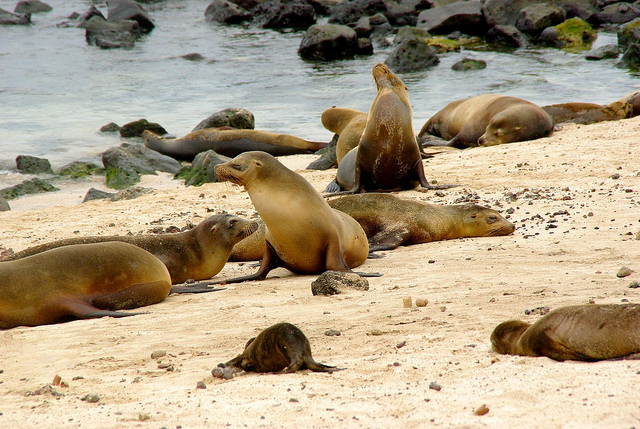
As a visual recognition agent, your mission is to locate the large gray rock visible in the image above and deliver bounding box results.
[0,7,31,25]
[328,0,388,25]
[585,44,619,60]
[16,155,53,174]
[0,194,10,211]
[204,0,252,24]
[482,0,597,27]
[76,5,105,28]
[590,2,640,27]
[254,0,316,29]
[515,3,566,35]
[14,0,52,14]
[618,43,640,70]
[618,18,640,49]
[85,15,139,49]
[192,108,255,132]
[107,0,154,32]
[119,118,167,137]
[1,178,59,200]
[176,150,231,186]
[416,1,486,35]
[298,24,359,60]
[485,24,528,47]
[311,271,369,296]
[102,143,182,189]
[384,35,439,72]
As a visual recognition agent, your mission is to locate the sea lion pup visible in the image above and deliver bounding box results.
[213,151,369,283]
[326,63,445,193]
[491,304,640,362]
[320,107,368,163]
[418,94,554,149]
[0,242,171,329]
[3,214,258,285]
[143,128,328,161]
[221,322,337,373]
[327,194,515,252]
[541,101,631,125]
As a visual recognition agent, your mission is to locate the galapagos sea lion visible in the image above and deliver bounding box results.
[320,107,368,164]
[541,101,630,125]
[213,151,369,283]
[0,242,171,329]
[221,322,337,373]
[326,63,444,193]
[491,304,640,361]
[3,214,258,285]
[327,193,515,252]
[419,94,554,148]
[143,128,328,161]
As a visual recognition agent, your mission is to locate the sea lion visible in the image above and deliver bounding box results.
[491,304,640,361]
[143,128,328,161]
[320,107,368,163]
[3,214,258,285]
[221,322,337,373]
[0,242,171,329]
[542,101,631,125]
[419,94,554,148]
[327,193,515,252]
[213,151,369,283]
[326,63,443,193]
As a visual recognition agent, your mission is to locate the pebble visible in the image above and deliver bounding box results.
[629,281,640,289]
[196,381,206,389]
[403,297,412,308]
[396,341,406,349]
[524,306,550,316]
[211,367,235,380]
[325,329,341,336]
[415,298,428,307]
[151,350,167,359]
[474,404,490,415]
[428,382,441,391]
[617,266,633,278]
[81,394,100,403]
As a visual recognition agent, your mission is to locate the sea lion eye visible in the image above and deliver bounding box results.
[487,216,498,224]
[229,219,237,227]
[231,163,246,171]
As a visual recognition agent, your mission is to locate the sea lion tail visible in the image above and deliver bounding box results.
[305,358,342,372]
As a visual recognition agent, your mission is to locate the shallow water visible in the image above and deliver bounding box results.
[1,0,639,179]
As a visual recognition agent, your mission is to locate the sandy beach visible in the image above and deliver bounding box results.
[1,116,639,428]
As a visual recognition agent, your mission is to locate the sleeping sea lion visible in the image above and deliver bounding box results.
[320,107,368,164]
[419,94,554,148]
[0,242,171,329]
[143,128,328,161]
[213,151,369,283]
[542,101,630,125]
[221,322,337,373]
[491,304,640,361]
[3,214,258,285]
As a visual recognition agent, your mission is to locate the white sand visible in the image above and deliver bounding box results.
[1,117,639,428]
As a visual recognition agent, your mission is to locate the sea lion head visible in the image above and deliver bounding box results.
[371,63,410,107]
[490,320,531,354]
[214,151,277,188]
[478,105,553,146]
[461,205,515,237]
[194,214,259,252]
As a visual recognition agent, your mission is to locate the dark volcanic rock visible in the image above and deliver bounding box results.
[192,108,255,132]
[590,2,640,27]
[585,44,619,60]
[353,13,392,37]
[58,161,101,178]
[311,270,369,296]
[0,194,10,211]
[254,0,316,29]
[482,0,597,27]
[1,178,59,200]
[102,143,182,189]
[384,35,439,72]
[328,0,388,25]
[16,155,53,175]
[176,150,231,186]
[14,0,52,14]
[515,3,566,35]
[618,18,640,48]
[85,16,139,49]
[204,0,252,24]
[100,122,121,133]
[618,43,640,70]
[538,17,595,49]
[120,119,167,138]
[0,7,31,25]
[107,0,154,32]
[83,187,115,202]
[76,5,105,28]
[451,57,486,71]
[416,1,487,35]
[298,24,359,60]
[485,24,528,47]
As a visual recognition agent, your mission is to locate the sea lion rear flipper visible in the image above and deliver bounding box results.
[324,179,342,193]
[304,358,342,372]
[60,298,143,320]
[170,282,226,294]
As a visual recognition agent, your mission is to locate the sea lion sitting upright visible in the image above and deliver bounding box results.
[0,242,171,329]
[327,63,443,193]
[320,107,368,163]
[327,193,515,252]
[2,214,258,285]
[491,304,640,361]
[143,128,328,161]
[419,94,554,148]
[214,151,369,283]
[221,322,337,373]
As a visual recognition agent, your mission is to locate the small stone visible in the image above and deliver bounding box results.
[196,381,206,389]
[474,404,489,415]
[440,306,446,312]
[629,281,640,289]
[150,350,166,359]
[403,297,412,308]
[211,367,235,380]
[415,298,428,307]
[52,375,61,386]
[617,267,633,278]
[138,413,151,421]
[81,394,100,403]
[311,271,369,296]
[324,329,341,336]
[157,363,174,371]
[428,382,441,391]
[396,341,406,349]
[289,398,299,402]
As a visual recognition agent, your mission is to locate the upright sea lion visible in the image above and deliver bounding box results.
[214,151,369,283]
[3,214,258,285]
[143,128,328,161]
[327,193,515,251]
[221,322,337,373]
[491,304,640,361]
[320,107,368,163]
[327,63,443,193]
[419,94,554,148]
[0,242,171,329]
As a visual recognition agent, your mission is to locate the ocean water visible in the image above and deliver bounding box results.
[1,0,639,183]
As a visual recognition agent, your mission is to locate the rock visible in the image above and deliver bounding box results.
[524,306,550,315]
[181,53,206,61]
[474,404,490,416]
[298,24,359,60]
[311,270,370,296]
[107,0,155,33]
[618,43,640,70]
[102,142,182,189]
[306,133,337,170]
[192,108,255,132]
[451,57,486,70]
[415,298,428,307]
[515,3,566,36]
[328,0,388,26]
[629,281,640,289]
[356,37,374,54]
[211,366,235,379]
[424,36,462,52]
[403,296,412,307]
[58,161,101,178]
[590,2,640,27]
[204,0,253,24]
[76,5,105,28]
[15,155,53,174]
[428,381,441,391]
[485,24,528,47]
[416,1,487,35]
[393,25,431,44]
[254,0,317,29]
[120,119,167,138]
[100,122,121,133]
[618,18,640,49]
[585,44,619,60]
[150,350,167,359]
[81,394,100,403]
[0,194,10,211]
[538,17,596,50]
[1,178,59,200]
[617,266,633,278]
[324,329,341,336]
[110,186,154,201]
[83,188,115,202]
[0,8,31,25]
[482,0,597,27]
[85,16,139,49]
[353,13,392,37]
[384,35,439,72]
[14,0,52,14]
[196,381,207,389]
[176,150,231,186]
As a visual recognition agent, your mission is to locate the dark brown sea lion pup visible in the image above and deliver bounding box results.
[320,107,368,164]
[213,151,370,283]
[326,63,445,193]
[143,128,328,161]
[419,94,554,148]
[491,304,640,361]
[3,214,258,285]
[0,242,171,329]
[221,322,337,373]
[328,194,515,251]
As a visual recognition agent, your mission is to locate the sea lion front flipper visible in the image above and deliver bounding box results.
[325,178,342,193]
[60,298,143,320]
[210,241,282,285]
[368,227,412,252]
